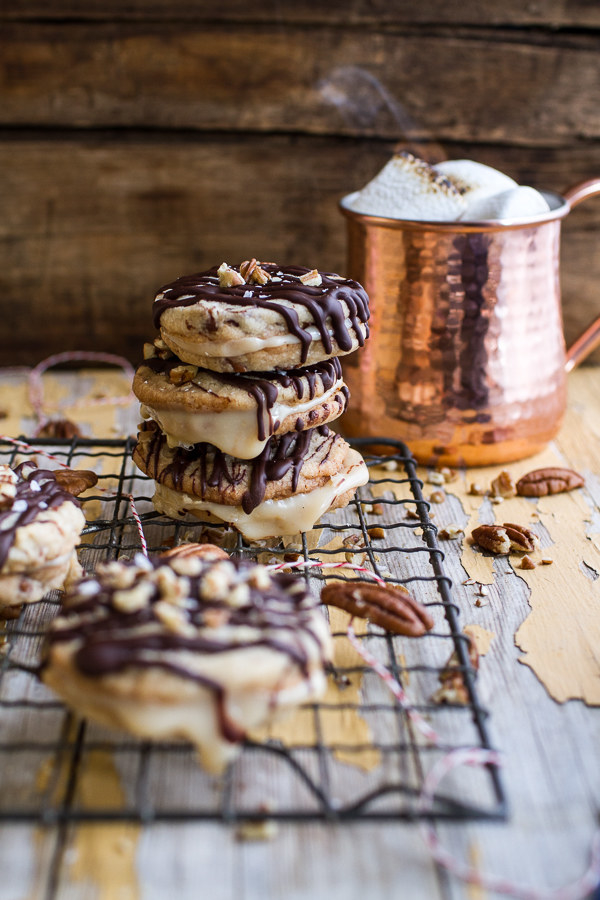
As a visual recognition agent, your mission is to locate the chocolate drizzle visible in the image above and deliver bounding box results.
[143,356,344,442]
[136,420,335,514]
[44,555,327,745]
[0,463,81,569]
[152,264,370,364]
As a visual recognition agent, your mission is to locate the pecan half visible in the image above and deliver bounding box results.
[161,543,229,562]
[502,522,540,553]
[37,418,81,440]
[471,522,539,554]
[54,468,98,496]
[516,467,584,497]
[321,581,434,636]
[471,524,511,554]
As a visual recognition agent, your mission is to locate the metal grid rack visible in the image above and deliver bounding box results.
[0,435,506,825]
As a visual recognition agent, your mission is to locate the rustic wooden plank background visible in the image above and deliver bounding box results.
[1,3,600,364]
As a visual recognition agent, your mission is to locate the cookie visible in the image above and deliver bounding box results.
[0,462,92,614]
[41,546,332,772]
[132,421,369,540]
[153,262,370,373]
[133,344,350,458]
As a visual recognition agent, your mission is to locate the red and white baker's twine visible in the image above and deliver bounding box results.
[28,351,135,433]
[267,556,600,900]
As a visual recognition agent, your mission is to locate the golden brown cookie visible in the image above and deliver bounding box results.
[132,421,369,540]
[153,263,370,373]
[41,548,333,772]
[0,462,87,614]
[134,346,349,459]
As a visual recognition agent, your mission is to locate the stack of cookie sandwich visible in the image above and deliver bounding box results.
[132,260,371,540]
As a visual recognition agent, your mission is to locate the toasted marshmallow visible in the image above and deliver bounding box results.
[434,160,517,210]
[462,186,551,222]
[347,152,467,221]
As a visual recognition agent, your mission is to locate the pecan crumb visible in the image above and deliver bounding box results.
[520,555,536,570]
[468,482,488,496]
[429,490,446,504]
[490,470,516,498]
[367,527,385,540]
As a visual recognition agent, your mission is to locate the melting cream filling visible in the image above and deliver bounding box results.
[167,320,359,359]
[153,448,369,540]
[140,380,344,459]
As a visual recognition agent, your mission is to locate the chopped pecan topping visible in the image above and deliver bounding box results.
[218,262,245,287]
[516,467,584,497]
[490,470,516,498]
[168,364,198,385]
[321,581,434,636]
[240,258,271,285]
[299,269,322,287]
[54,468,98,497]
[0,467,17,510]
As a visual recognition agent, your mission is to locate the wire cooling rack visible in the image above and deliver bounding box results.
[0,435,506,825]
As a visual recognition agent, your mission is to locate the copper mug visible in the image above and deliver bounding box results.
[340,179,600,466]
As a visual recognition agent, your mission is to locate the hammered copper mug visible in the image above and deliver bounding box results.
[339,178,600,466]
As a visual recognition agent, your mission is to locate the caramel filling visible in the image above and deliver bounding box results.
[152,448,369,540]
[139,380,344,459]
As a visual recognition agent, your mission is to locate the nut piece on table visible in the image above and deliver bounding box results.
[37,418,82,440]
[490,470,516,498]
[471,522,539,555]
[321,581,434,636]
[438,524,464,541]
[516,467,584,497]
[520,555,536,570]
[54,468,99,496]
[160,543,230,562]
[433,637,479,705]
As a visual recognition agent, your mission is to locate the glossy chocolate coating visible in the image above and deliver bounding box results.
[0,462,81,568]
[153,264,370,364]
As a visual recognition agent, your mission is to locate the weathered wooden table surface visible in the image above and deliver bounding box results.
[0,365,599,900]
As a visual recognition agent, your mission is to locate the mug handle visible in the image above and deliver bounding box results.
[562,178,600,372]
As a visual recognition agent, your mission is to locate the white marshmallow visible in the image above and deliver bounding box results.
[434,159,517,208]
[463,186,551,222]
[347,152,467,221]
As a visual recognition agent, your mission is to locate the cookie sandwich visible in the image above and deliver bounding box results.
[0,462,96,615]
[133,260,370,539]
[41,544,333,772]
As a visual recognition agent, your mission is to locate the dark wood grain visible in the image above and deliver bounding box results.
[2,135,599,365]
[3,0,600,27]
[1,24,599,144]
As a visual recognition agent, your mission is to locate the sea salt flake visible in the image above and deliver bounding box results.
[30,480,41,492]
[12,500,28,513]
[243,290,253,298]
